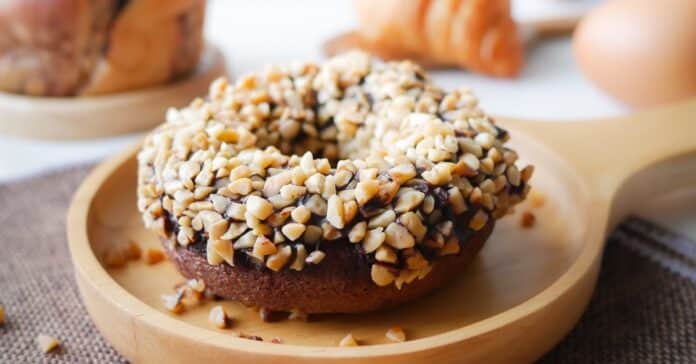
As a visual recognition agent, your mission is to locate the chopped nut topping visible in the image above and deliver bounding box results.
[266,245,292,271]
[282,223,306,241]
[305,173,325,194]
[305,250,326,264]
[208,305,229,329]
[389,163,417,184]
[447,187,467,214]
[384,223,415,249]
[375,246,398,263]
[326,195,345,229]
[303,194,327,216]
[339,333,359,347]
[228,178,253,195]
[422,195,435,214]
[368,209,396,228]
[137,52,532,288]
[290,244,308,271]
[36,334,60,353]
[349,221,367,243]
[399,212,427,241]
[252,236,277,259]
[362,228,386,253]
[469,210,489,231]
[521,165,535,182]
[394,189,425,213]
[386,326,406,342]
[212,240,235,266]
[290,206,311,224]
[303,225,323,244]
[355,180,379,205]
[246,196,274,220]
[371,264,396,286]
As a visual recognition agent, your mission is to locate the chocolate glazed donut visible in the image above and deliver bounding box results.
[137,52,532,314]
[163,221,493,313]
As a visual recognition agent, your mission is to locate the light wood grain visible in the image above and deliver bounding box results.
[67,99,696,363]
[0,45,226,140]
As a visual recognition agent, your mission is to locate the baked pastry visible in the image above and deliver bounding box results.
[0,0,205,96]
[324,0,524,77]
[137,52,532,314]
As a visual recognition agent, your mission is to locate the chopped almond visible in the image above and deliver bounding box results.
[208,305,229,329]
[104,250,127,268]
[529,190,546,208]
[339,333,359,347]
[36,334,60,353]
[145,249,165,265]
[386,326,406,342]
[124,241,142,260]
[520,211,536,228]
[161,291,185,314]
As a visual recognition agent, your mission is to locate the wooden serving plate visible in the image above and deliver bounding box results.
[0,45,226,140]
[67,99,696,363]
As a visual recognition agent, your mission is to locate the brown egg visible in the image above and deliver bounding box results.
[573,0,696,108]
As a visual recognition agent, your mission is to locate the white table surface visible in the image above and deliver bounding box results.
[2,1,693,238]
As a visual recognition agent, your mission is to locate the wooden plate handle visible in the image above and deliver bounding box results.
[500,98,696,196]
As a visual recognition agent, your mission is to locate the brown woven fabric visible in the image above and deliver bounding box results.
[0,166,694,363]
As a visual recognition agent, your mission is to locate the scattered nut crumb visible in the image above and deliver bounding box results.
[204,289,221,301]
[520,211,536,228]
[104,250,127,268]
[36,334,60,353]
[208,305,229,329]
[145,249,165,265]
[0,304,4,325]
[186,278,206,293]
[239,332,263,341]
[161,290,185,314]
[288,309,308,322]
[385,326,406,342]
[259,307,289,322]
[124,240,142,260]
[104,241,143,268]
[271,337,283,344]
[339,333,359,347]
[529,190,546,208]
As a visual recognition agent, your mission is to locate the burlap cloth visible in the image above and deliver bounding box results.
[0,166,694,363]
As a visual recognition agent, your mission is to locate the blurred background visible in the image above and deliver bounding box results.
[0,0,693,238]
[0,0,622,182]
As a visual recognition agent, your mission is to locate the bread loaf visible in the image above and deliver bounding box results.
[0,0,205,96]
[325,0,523,77]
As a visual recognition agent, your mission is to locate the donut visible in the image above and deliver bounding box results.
[137,51,532,314]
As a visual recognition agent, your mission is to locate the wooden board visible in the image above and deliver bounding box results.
[67,99,696,363]
[0,45,227,140]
